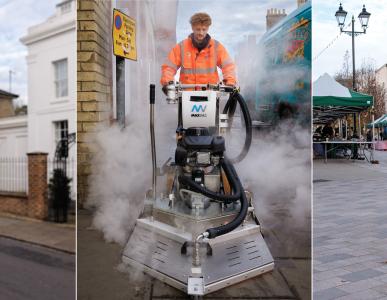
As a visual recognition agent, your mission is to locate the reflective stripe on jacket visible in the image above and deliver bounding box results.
[160,36,236,86]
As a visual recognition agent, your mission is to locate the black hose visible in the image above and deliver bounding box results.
[178,158,241,203]
[178,157,249,239]
[205,159,249,239]
[223,91,252,163]
[223,92,238,122]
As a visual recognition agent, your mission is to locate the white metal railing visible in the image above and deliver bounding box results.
[0,157,28,194]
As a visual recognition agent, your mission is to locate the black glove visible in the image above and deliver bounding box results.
[162,85,168,96]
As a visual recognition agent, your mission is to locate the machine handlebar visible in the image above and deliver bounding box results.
[175,83,236,91]
[165,82,238,104]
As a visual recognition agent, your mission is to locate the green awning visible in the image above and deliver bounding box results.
[313,73,373,124]
[313,91,373,107]
[367,114,387,128]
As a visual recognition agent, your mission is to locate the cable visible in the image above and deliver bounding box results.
[313,22,351,62]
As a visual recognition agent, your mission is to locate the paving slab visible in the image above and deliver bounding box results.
[340,269,384,282]
[313,151,387,299]
[335,289,385,300]
[313,287,349,300]
[78,206,310,299]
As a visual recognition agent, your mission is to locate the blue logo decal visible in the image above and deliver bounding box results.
[191,104,207,113]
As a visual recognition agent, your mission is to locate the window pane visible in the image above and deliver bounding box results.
[53,59,68,97]
[54,120,69,145]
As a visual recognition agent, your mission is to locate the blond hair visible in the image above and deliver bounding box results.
[190,12,212,26]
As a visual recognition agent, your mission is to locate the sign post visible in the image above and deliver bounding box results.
[112,9,137,127]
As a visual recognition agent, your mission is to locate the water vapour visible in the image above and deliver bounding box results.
[234,17,311,231]
[86,120,151,245]
[84,0,179,246]
[86,2,311,248]
[237,123,311,228]
[85,80,180,245]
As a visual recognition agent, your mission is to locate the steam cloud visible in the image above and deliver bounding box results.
[86,10,311,247]
[238,123,311,228]
[234,30,311,230]
[86,120,151,245]
[86,89,176,245]
[87,108,310,247]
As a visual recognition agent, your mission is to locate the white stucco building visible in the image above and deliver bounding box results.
[0,116,28,156]
[0,90,28,156]
[20,0,76,160]
[376,64,387,113]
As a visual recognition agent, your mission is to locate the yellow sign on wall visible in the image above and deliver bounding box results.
[112,9,137,60]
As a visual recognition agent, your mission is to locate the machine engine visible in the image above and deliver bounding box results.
[175,127,225,210]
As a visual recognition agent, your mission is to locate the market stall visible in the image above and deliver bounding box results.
[312,73,374,162]
[367,114,387,150]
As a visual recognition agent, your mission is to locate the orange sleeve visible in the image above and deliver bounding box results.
[160,43,181,86]
[217,43,237,86]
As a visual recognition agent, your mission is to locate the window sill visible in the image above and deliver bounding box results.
[51,98,69,105]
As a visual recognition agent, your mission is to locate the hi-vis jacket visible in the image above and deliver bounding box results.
[160,36,236,86]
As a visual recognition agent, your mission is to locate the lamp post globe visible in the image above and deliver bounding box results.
[358,5,371,31]
[335,3,347,29]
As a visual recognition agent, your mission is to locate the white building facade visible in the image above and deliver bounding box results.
[0,115,28,156]
[376,64,387,113]
[20,0,76,160]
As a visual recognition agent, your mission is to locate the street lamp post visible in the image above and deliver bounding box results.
[9,70,15,92]
[335,3,371,136]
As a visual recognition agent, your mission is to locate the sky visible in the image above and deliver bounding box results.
[312,0,387,81]
[0,0,53,105]
[0,0,300,106]
[176,0,298,59]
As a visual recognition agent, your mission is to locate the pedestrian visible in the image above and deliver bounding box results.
[160,12,236,93]
[322,122,334,140]
[366,129,372,148]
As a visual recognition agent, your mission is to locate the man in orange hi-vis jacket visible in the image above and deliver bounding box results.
[160,12,236,93]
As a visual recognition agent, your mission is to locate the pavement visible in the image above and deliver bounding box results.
[78,197,311,299]
[78,127,311,299]
[313,151,387,300]
[0,236,75,300]
[0,213,75,254]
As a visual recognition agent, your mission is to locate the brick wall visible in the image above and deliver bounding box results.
[0,193,28,215]
[27,153,48,219]
[0,153,48,219]
[77,0,113,206]
[0,98,15,118]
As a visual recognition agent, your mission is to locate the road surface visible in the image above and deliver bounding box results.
[0,237,75,300]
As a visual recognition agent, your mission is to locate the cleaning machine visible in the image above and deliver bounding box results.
[122,83,274,297]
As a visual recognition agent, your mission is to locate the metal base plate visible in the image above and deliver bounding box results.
[122,218,274,295]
